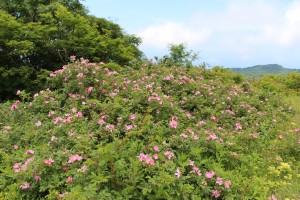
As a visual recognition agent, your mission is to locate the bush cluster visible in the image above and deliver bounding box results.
[0,59,299,199]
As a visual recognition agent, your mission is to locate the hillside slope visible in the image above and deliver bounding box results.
[229,64,300,78]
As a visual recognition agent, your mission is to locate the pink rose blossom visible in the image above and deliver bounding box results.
[212,190,220,198]
[87,87,93,93]
[34,174,41,181]
[13,162,21,173]
[153,146,160,152]
[70,55,76,61]
[76,73,83,78]
[68,154,83,163]
[216,177,223,185]
[44,159,54,166]
[224,180,231,188]
[25,150,35,155]
[189,160,195,166]
[153,154,159,160]
[106,124,115,132]
[50,136,57,142]
[169,120,178,129]
[205,171,215,179]
[98,119,106,125]
[125,124,133,131]
[66,177,74,183]
[235,123,242,130]
[145,157,155,166]
[20,182,32,189]
[164,151,175,160]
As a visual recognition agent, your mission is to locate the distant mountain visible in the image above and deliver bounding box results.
[229,64,300,78]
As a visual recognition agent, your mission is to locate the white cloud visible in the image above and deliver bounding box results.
[138,0,300,68]
[138,22,211,48]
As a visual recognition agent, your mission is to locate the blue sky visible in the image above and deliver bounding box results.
[83,0,300,69]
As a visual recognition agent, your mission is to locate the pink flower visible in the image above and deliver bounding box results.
[77,73,84,78]
[87,87,93,93]
[211,116,217,121]
[205,171,215,179]
[34,174,41,181]
[190,166,202,176]
[212,190,221,198]
[13,162,21,173]
[50,136,57,142]
[125,124,133,131]
[235,123,242,130]
[164,151,175,160]
[153,146,160,152]
[224,180,231,188]
[25,150,35,155]
[216,177,223,185]
[268,194,277,200]
[153,154,159,160]
[76,112,83,118]
[98,119,106,125]
[66,177,74,183]
[68,132,74,137]
[44,159,54,166]
[175,168,181,178]
[99,61,105,65]
[180,133,188,138]
[70,55,76,61]
[20,182,32,189]
[189,160,195,166]
[68,154,83,163]
[129,114,136,120]
[106,124,115,132]
[145,157,155,166]
[14,144,18,150]
[169,120,178,129]
[138,153,147,162]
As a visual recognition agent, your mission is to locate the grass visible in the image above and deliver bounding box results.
[273,93,300,200]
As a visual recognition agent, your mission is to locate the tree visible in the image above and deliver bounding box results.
[160,43,199,67]
[0,1,142,100]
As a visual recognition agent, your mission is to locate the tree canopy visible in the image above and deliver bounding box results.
[0,0,142,100]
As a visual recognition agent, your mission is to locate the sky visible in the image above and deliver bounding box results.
[83,0,300,69]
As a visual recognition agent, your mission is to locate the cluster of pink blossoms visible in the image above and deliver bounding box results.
[44,159,54,166]
[20,182,32,190]
[169,116,178,128]
[138,153,157,166]
[164,151,175,160]
[68,154,83,163]
[13,157,34,173]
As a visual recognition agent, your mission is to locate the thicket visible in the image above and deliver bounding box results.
[0,58,299,199]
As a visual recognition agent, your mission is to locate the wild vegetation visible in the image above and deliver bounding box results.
[0,0,142,100]
[0,1,299,199]
[0,56,299,199]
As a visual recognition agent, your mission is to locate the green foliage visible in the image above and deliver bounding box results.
[253,72,300,94]
[0,1,142,99]
[159,43,199,67]
[0,59,298,199]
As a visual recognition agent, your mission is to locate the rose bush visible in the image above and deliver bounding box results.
[0,58,299,199]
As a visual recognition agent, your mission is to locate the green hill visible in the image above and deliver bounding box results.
[229,64,300,78]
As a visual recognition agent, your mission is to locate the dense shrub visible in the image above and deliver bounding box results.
[0,59,299,199]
